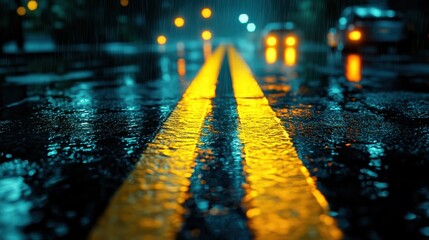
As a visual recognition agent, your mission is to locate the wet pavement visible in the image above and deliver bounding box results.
[1,42,429,239]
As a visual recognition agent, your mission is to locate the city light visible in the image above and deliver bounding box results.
[120,0,128,7]
[348,30,362,41]
[202,30,212,41]
[27,1,38,11]
[16,6,26,16]
[265,47,277,64]
[239,14,249,24]
[174,17,185,28]
[157,35,167,45]
[201,8,212,19]
[247,23,256,32]
[266,36,277,47]
[285,36,297,47]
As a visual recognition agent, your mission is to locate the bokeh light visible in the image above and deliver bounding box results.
[239,14,249,24]
[27,1,38,11]
[285,36,297,46]
[247,23,256,32]
[157,35,167,45]
[202,30,212,41]
[120,0,129,7]
[16,6,26,16]
[201,8,212,19]
[174,17,185,28]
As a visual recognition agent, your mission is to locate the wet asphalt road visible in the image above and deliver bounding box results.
[1,42,429,239]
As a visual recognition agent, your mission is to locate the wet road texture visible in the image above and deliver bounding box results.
[1,42,429,240]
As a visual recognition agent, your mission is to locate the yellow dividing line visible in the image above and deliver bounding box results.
[228,47,343,240]
[90,46,226,240]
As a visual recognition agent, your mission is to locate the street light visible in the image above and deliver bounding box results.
[201,8,212,19]
[16,6,26,16]
[27,0,38,11]
[247,23,256,32]
[120,0,129,7]
[202,30,212,41]
[239,14,249,24]
[174,17,185,28]
[157,35,167,45]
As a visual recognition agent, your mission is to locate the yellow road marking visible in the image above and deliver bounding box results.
[228,47,343,240]
[90,46,226,240]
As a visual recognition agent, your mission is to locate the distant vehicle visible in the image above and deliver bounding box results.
[261,22,299,50]
[327,6,408,52]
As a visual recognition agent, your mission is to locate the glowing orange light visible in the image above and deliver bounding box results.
[174,17,185,28]
[177,58,186,77]
[120,0,128,7]
[348,30,362,41]
[266,36,277,47]
[16,6,26,16]
[285,36,297,47]
[346,54,362,82]
[284,47,297,66]
[265,47,277,64]
[27,0,38,11]
[202,30,212,41]
[201,8,212,19]
[157,35,167,45]
[203,42,213,60]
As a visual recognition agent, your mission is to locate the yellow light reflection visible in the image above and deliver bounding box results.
[345,54,362,82]
[201,8,212,19]
[284,47,297,67]
[177,58,186,77]
[27,0,38,11]
[120,0,128,7]
[203,42,213,61]
[16,6,26,16]
[265,47,277,65]
[90,47,226,240]
[174,17,185,28]
[228,46,342,240]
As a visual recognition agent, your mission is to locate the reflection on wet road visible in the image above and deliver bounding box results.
[251,45,429,239]
[1,40,429,240]
[229,47,341,239]
[0,43,205,239]
[179,56,250,239]
[92,45,344,239]
[91,47,225,239]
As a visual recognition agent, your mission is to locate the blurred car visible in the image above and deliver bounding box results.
[261,22,299,50]
[327,6,408,52]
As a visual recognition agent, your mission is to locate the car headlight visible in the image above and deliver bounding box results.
[285,36,297,47]
[348,30,362,41]
[266,36,278,47]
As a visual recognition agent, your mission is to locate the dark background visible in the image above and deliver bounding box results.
[1,0,428,46]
